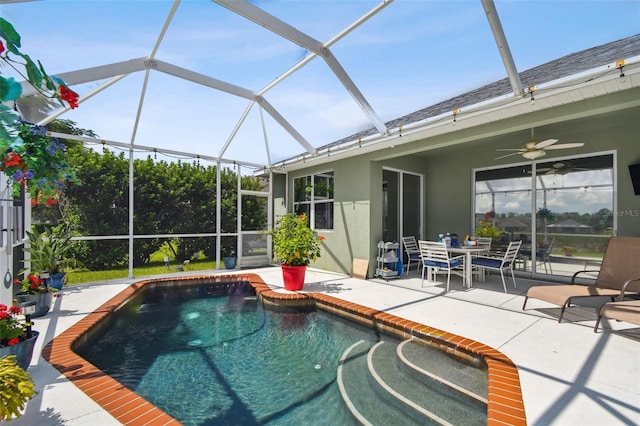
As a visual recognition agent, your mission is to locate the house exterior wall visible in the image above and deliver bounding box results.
[277,90,640,277]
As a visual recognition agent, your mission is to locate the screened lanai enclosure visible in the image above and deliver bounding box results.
[1,0,639,297]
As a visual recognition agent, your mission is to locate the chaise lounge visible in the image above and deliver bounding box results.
[594,298,640,332]
[522,236,640,323]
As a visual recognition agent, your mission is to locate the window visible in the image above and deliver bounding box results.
[294,171,334,230]
[474,153,614,277]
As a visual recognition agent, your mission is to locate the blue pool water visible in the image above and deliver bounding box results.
[78,281,486,425]
[79,283,374,425]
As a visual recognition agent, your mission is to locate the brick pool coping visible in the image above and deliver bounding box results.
[42,274,526,425]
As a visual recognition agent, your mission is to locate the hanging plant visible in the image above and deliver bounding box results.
[0,17,80,205]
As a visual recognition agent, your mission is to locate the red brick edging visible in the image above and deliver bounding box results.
[43,274,526,425]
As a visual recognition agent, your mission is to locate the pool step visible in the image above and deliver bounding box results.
[338,338,487,425]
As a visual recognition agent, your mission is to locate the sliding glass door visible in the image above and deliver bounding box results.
[474,153,614,278]
[382,168,423,244]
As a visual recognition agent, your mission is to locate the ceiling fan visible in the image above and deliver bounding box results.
[495,129,584,160]
[537,161,590,175]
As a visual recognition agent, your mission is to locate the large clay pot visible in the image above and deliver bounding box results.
[0,331,39,371]
[16,292,53,318]
[281,264,306,291]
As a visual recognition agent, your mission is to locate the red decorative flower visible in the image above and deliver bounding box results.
[3,152,22,167]
[7,337,20,346]
[59,85,79,109]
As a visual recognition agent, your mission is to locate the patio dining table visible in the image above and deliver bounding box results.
[447,245,491,288]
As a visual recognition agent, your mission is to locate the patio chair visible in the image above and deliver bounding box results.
[402,236,422,275]
[418,240,464,291]
[523,236,640,323]
[471,240,522,293]
[594,298,640,332]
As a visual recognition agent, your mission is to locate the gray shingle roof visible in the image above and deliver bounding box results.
[320,34,640,150]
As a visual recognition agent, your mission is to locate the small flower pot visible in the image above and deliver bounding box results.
[222,257,237,269]
[47,272,66,290]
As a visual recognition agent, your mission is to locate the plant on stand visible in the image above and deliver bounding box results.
[23,226,73,290]
[0,302,40,371]
[264,213,324,291]
[14,273,58,318]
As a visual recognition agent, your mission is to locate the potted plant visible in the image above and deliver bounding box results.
[222,249,237,270]
[14,274,57,317]
[23,226,73,290]
[0,355,37,421]
[264,213,324,291]
[562,246,577,256]
[0,303,40,371]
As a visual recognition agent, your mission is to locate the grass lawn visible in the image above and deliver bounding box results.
[65,258,221,285]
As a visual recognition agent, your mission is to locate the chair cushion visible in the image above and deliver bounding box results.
[472,258,502,268]
[409,253,421,260]
[423,259,462,268]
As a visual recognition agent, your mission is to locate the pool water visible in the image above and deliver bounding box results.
[79,285,375,425]
[78,282,487,425]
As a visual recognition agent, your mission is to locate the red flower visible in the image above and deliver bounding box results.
[46,197,58,206]
[319,235,326,240]
[59,84,79,109]
[4,152,22,167]
[0,311,8,320]
[0,40,4,54]
[9,306,21,315]
[7,337,21,346]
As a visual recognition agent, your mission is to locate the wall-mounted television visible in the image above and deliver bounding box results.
[629,163,640,196]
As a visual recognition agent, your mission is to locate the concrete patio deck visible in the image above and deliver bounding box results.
[9,267,640,425]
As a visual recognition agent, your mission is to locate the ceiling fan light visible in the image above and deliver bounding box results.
[522,150,546,160]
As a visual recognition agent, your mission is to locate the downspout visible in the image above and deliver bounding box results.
[481,0,524,97]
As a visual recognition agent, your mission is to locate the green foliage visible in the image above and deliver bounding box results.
[475,220,502,238]
[0,305,26,346]
[22,226,73,275]
[264,213,323,266]
[0,355,37,421]
[59,148,268,269]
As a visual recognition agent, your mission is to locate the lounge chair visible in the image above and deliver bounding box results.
[594,297,640,332]
[523,236,640,323]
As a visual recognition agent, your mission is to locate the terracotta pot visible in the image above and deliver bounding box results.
[281,264,306,291]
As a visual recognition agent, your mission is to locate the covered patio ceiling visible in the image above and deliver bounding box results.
[2,0,638,171]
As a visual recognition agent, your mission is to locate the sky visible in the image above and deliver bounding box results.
[1,0,639,169]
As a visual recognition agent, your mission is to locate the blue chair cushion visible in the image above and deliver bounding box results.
[408,253,421,260]
[472,258,502,268]
[423,259,462,268]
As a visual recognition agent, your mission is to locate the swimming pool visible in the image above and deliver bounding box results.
[42,274,527,425]
[76,281,486,424]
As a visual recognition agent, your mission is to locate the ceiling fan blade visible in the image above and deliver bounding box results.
[495,152,521,160]
[495,148,523,152]
[534,139,559,149]
[543,142,585,150]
